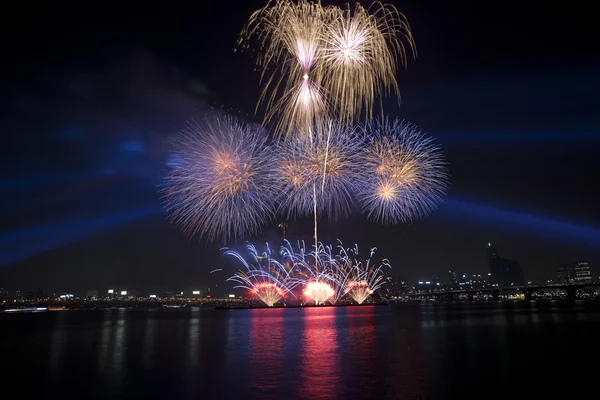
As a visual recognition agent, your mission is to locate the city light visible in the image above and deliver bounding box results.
[120,291,127,296]
[149,294,156,298]
[108,289,114,294]
[228,294,235,298]
[192,290,200,295]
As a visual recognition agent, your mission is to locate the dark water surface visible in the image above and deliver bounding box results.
[2,302,598,399]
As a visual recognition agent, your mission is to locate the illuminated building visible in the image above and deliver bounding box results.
[486,243,524,286]
[557,261,592,284]
[448,270,457,288]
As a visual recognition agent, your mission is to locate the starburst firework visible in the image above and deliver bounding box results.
[358,118,448,224]
[276,121,366,219]
[239,0,415,135]
[239,0,336,134]
[163,117,278,242]
[321,2,415,125]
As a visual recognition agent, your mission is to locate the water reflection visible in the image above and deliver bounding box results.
[3,303,600,399]
[187,309,201,369]
[248,309,284,397]
[386,306,429,397]
[97,310,114,371]
[346,307,378,394]
[48,311,66,374]
[143,310,156,369]
[298,308,340,400]
[112,308,127,374]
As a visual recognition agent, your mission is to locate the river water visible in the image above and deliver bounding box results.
[2,302,598,399]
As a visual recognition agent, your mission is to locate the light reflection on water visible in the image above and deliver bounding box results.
[298,308,340,400]
[3,302,600,399]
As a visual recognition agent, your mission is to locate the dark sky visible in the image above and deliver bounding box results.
[1,1,599,295]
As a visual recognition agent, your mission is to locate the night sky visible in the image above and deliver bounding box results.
[2,1,599,295]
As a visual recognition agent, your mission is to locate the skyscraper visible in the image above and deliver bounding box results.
[448,270,457,285]
[486,243,504,285]
[486,243,524,286]
[574,261,592,283]
[557,261,592,284]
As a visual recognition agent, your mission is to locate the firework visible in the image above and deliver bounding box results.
[342,253,390,305]
[358,118,448,224]
[225,239,391,306]
[239,0,336,134]
[239,0,415,135]
[344,281,373,304]
[225,243,298,306]
[303,281,335,305]
[163,117,278,242]
[326,242,390,304]
[275,121,366,219]
[321,2,415,125]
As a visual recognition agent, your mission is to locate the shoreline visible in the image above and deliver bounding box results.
[215,302,389,310]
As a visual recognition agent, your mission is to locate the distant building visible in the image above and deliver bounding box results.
[416,279,442,293]
[15,289,21,300]
[0,288,8,300]
[469,274,488,289]
[166,289,184,298]
[574,262,592,283]
[36,287,44,301]
[486,243,524,286]
[557,261,592,284]
[448,270,457,287]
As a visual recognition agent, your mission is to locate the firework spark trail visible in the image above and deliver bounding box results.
[239,0,415,136]
[276,121,367,220]
[224,243,299,306]
[321,2,415,125]
[163,117,278,242]
[239,0,337,136]
[225,240,391,305]
[358,118,449,224]
[339,244,391,304]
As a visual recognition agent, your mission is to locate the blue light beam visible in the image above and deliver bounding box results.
[0,203,162,266]
[439,197,600,247]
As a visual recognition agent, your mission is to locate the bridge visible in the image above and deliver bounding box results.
[406,282,600,301]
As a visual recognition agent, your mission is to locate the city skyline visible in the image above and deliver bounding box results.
[1,241,594,296]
